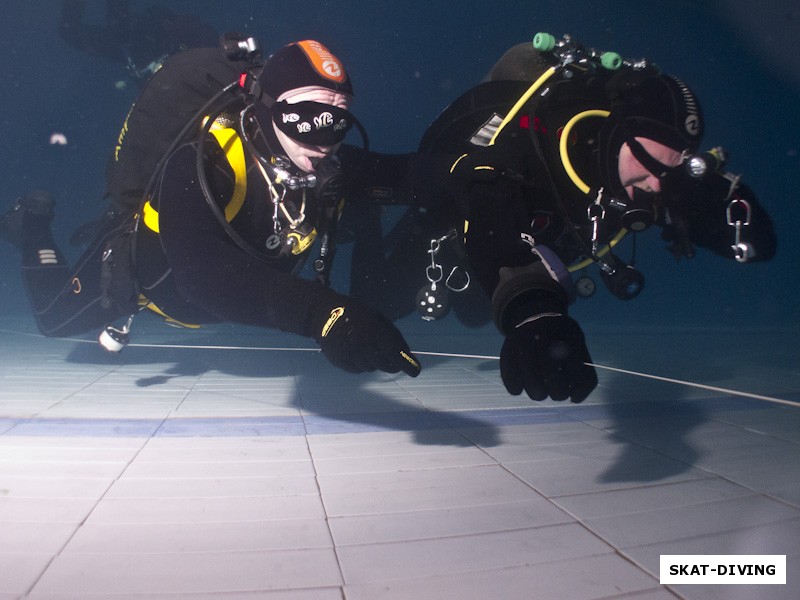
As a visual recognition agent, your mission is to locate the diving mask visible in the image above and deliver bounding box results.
[271,100,354,146]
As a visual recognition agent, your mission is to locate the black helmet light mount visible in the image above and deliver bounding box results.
[221,32,262,63]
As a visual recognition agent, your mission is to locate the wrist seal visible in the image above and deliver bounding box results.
[491,262,569,335]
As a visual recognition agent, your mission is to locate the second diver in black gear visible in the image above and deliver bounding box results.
[341,34,776,403]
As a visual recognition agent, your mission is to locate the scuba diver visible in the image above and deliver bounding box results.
[341,34,777,403]
[0,37,421,378]
[59,0,217,87]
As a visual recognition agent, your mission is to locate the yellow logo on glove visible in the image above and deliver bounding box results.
[321,307,345,338]
[400,350,420,370]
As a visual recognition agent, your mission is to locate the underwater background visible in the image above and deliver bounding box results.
[0,0,797,357]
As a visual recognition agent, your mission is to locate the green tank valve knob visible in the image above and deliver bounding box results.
[533,32,556,52]
[600,52,622,70]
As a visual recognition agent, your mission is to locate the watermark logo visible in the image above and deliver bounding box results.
[660,555,786,585]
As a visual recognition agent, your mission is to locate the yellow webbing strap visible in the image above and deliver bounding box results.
[211,123,248,222]
[141,196,160,233]
[138,295,202,329]
[141,121,248,233]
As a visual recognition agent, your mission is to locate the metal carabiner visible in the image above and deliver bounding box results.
[726,198,752,227]
[444,266,470,292]
[426,264,443,288]
[425,229,465,292]
[587,194,606,256]
[428,238,441,263]
[726,198,753,263]
[270,185,286,233]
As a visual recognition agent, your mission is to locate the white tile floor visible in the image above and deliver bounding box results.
[0,316,798,599]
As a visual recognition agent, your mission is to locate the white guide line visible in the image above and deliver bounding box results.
[414,351,795,408]
[1,330,794,408]
[584,362,796,408]
[123,343,798,408]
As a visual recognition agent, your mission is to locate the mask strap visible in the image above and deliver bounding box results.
[626,136,673,178]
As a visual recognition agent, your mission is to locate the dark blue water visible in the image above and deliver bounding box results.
[1,0,797,345]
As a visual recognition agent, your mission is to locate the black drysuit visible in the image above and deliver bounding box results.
[18,46,419,377]
[340,43,777,401]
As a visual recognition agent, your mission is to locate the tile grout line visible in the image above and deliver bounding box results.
[300,371,525,589]
[387,371,673,592]
[711,412,800,447]
[13,363,128,428]
[576,415,800,512]
[19,372,201,599]
[293,357,347,597]
[432,404,676,596]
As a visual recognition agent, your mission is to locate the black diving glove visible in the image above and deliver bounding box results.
[315,301,421,377]
[500,313,597,403]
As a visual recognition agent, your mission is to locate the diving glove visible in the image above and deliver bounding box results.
[316,301,421,377]
[500,313,597,403]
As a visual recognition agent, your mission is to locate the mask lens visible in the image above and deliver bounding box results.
[271,100,353,146]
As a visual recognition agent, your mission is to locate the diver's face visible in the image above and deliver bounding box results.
[273,87,350,173]
[618,137,683,201]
